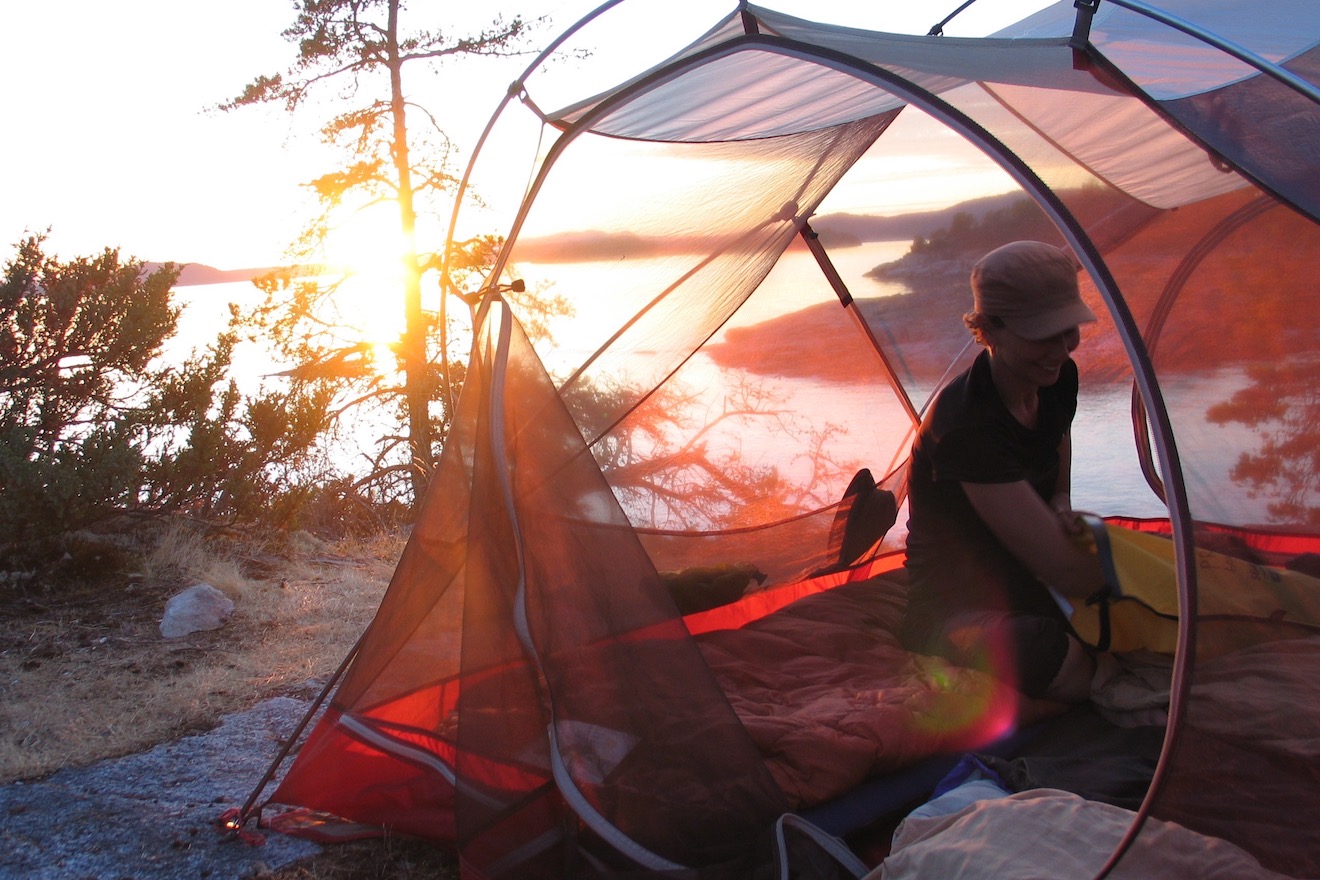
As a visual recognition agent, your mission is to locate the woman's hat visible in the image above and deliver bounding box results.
[971,241,1097,340]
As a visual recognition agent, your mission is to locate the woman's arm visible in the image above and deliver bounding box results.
[1048,433,1084,535]
[961,468,1103,600]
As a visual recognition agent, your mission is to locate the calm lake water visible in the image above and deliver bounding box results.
[518,243,1198,521]
[176,242,1264,524]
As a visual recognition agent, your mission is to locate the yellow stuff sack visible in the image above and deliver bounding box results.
[1069,521,1320,656]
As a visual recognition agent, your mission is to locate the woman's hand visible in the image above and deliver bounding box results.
[963,481,1106,600]
[1050,492,1085,535]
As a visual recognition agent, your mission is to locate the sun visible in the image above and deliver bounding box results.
[323,202,408,278]
[321,202,410,346]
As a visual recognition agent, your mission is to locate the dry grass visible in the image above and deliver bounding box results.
[0,518,457,879]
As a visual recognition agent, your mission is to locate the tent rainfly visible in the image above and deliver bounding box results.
[234,1,1320,877]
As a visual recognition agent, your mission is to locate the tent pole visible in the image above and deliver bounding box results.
[799,223,922,428]
[926,0,981,37]
[227,632,367,832]
[437,0,640,419]
[768,50,1198,878]
[1099,0,1320,104]
[1127,196,1279,502]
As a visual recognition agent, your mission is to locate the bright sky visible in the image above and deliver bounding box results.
[0,0,1056,272]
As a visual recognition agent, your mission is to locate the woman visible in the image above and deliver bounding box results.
[902,240,1105,703]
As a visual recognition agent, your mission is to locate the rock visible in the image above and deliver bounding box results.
[0,696,323,879]
[160,583,235,639]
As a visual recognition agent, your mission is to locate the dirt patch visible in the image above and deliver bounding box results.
[0,521,457,879]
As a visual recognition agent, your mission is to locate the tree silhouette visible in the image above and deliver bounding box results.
[566,373,855,531]
[221,0,537,505]
[1206,360,1320,526]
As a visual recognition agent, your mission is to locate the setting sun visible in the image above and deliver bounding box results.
[320,202,412,349]
[322,202,409,279]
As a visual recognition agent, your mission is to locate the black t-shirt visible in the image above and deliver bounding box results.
[904,348,1079,637]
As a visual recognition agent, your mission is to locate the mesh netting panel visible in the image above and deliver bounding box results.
[473,306,787,870]
[507,117,893,433]
[269,7,1320,875]
[608,238,921,578]
[874,67,1320,875]
[1149,47,1320,220]
[908,66,1320,529]
[1103,191,1320,526]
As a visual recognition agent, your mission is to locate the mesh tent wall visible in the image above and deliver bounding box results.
[250,1,1320,877]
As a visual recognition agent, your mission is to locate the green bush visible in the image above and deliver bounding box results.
[0,236,342,569]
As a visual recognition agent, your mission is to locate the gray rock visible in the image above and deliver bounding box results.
[0,697,322,879]
[160,583,235,639]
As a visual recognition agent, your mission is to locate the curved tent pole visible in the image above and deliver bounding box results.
[1071,15,1318,230]
[1098,0,1320,105]
[440,0,636,284]
[781,42,1197,880]
[483,300,690,874]
[484,30,1201,875]
[1141,196,1278,360]
[455,41,889,451]
[437,0,636,417]
[1070,16,1316,508]
[463,14,863,308]
[577,31,1200,878]
[441,0,754,299]
[1127,196,1280,503]
[1061,21,1316,869]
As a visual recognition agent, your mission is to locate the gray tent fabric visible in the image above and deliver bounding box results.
[243,2,1320,877]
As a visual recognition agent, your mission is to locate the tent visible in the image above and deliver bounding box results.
[235,1,1320,877]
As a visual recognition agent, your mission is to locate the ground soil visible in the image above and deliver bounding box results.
[0,521,457,879]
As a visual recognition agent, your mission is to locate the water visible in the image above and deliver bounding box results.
[167,278,273,386]
[1072,385,1167,518]
[174,244,1258,524]
[518,243,1186,519]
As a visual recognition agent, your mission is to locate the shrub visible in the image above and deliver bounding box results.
[0,236,344,571]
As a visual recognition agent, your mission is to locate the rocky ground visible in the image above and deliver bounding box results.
[0,693,322,880]
[0,524,455,879]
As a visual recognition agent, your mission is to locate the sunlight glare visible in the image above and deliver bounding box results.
[322,202,411,349]
[323,202,408,281]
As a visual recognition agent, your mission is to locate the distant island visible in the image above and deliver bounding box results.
[705,186,1316,384]
[810,191,1034,248]
[142,263,332,287]
[702,191,1139,383]
[143,263,281,287]
[512,191,1031,263]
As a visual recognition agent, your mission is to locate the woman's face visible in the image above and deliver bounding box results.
[987,323,1081,387]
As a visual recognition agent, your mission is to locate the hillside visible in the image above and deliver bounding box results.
[142,262,282,286]
[511,192,1029,263]
[707,188,1320,385]
[809,191,1030,245]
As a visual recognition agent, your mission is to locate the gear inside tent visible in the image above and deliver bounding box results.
[234,1,1320,877]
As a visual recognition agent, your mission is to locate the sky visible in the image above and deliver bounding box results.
[1,0,1058,273]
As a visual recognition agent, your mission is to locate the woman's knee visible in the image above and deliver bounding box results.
[1044,636,1096,703]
